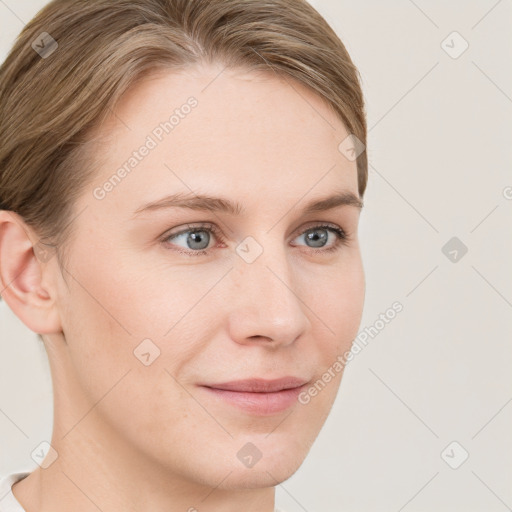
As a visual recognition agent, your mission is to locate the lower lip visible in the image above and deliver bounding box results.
[199,384,307,415]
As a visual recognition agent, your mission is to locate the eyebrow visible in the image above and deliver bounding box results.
[132,190,363,217]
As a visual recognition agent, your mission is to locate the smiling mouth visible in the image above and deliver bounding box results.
[201,376,309,392]
[198,377,310,415]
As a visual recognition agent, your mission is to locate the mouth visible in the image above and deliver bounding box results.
[198,377,310,415]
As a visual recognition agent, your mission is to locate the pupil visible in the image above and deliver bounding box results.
[189,230,209,249]
[307,229,327,247]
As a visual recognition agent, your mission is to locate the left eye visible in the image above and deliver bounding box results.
[162,223,348,256]
[294,224,347,251]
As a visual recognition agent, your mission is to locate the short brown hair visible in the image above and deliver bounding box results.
[0,0,367,272]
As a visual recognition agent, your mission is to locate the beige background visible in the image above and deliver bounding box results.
[1,1,511,510]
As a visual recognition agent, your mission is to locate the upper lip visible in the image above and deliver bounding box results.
[201,377,309,393]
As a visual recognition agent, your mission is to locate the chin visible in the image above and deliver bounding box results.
[219,462,305,490]
[213,443,309,491]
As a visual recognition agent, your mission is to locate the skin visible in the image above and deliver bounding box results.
[0,62,365,512]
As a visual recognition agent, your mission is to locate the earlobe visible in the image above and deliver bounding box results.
[0,210,62,335]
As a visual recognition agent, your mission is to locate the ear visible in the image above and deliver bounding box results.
[0,210,62,335]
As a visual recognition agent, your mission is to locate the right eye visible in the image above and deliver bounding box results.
[161,223,225,256]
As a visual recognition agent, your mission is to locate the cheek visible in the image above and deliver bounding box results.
[56,256,154,403]
[97,249,232,340]
[59,279,190,445]
[58,252,210,410]
[305,254,365,355]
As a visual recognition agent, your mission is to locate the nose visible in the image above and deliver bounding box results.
[226,244,310,347]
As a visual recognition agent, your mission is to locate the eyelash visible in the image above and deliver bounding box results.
[161,222,350,257]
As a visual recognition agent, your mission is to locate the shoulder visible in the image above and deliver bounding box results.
[0,471,31,511]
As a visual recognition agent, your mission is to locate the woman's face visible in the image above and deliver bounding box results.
[47,63,365,489]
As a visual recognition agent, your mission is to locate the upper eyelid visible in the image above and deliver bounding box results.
[161,222,347,252]
[163,221,344,239]
[160,222,350,258]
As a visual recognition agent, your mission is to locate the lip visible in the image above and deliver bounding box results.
[202,377,309,393]
[198,377,310,415]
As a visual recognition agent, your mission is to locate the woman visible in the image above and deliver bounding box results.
[0,0,367,510]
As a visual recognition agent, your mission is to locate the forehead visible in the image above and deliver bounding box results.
[83,63,358,215]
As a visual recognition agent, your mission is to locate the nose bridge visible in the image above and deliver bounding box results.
[227,237,310,345]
